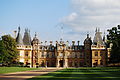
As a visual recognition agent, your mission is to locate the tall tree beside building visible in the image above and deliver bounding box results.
[0,35,18,65]
[0,40,7,63]
[107,25,120,63]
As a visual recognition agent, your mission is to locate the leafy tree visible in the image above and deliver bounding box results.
[107,25,120,63]
[0,40,7,63]
[0,35,18,65]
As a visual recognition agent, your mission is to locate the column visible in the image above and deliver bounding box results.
[64,59,68,68]
[56,59,59,68]
[29,51,32,68]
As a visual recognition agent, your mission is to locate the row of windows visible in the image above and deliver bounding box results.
[94,51,104,56]
[41,52,84,58]
[24,51,84,58]
[39,46,84,50]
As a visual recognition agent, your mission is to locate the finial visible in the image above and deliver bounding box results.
[98,28,100,32]
[95,27,97,32]
[50,41,53,45]
[67,40,69,43]
[35,32,37,37]
[45,41,47,45]
[60,38,62,41]
[104,30,105,35]
[78,41,80,45]
[87,34,89,38]
[72,41,75,45]
[14,30,17,38]
[18,26,20,32]
[29,30,30,33]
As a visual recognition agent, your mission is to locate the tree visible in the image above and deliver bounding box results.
[107,25,120,63]
[0,35,18,65]
[0,40,7,63]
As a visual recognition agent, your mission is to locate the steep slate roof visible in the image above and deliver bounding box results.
[93,28,103,45]
[23,29,31,45]
[16,27,23,45]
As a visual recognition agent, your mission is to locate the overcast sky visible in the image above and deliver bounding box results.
[0,0,120,44]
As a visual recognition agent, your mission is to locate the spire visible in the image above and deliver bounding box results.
[98,28,100,32]
[35,32,37,37]
[103,31,106,42]
[95,28,97,32]
[18,27,20,32]
[16,26,23,45]
[23,28,31,45]
[93,28,103,45]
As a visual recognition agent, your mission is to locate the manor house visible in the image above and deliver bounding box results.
[16,27,111,68]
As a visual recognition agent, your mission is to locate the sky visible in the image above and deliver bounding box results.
[0,0,120,45]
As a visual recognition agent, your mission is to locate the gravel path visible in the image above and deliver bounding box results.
[0,68,63,80]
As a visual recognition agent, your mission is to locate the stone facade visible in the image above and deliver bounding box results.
[16,27,110,68]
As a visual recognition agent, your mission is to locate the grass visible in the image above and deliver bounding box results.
[28,67,120,80]
[0,67,40,74]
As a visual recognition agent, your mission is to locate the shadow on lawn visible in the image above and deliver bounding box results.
[27,68,120,80]
[28,73,120,80]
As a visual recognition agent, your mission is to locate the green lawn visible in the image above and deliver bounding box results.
[0,67,40,74]
[28,67,120,80]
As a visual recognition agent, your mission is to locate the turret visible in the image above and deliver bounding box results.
[31,32,40,45]
[16,27,23,45]
[93,28,103,45]
[23,28,31,45]
[84,34,92,47]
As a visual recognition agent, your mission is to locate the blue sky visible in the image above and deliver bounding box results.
[1,0,120,44]
[0,0,71,42]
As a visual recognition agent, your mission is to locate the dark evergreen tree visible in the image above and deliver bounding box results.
[107,25,120,63]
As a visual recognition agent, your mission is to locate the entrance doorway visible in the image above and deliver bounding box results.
[59,60,64,67]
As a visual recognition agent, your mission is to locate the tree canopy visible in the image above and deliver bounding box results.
[107,25,120,63]
[0,35,18,65]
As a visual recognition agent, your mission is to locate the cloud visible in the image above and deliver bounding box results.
[60,0,120,42]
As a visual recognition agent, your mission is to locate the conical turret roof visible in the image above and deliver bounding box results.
[93,28,103,45]
[23,28,31,45]
[16,27,23,45]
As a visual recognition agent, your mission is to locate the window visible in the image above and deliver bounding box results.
[40,47,42,49]
[95,52,98,56]
[25,51,28,56]
[69,53,72,58]
[100,60,103,65]
[100,53,102,56]
[41,52,44,57]
[46,53,49,58]
[60,53,63,57]
[75,53,77,58]
[72,52,75,58]
[52,47,54,50]
[52,53,55,58]
[80,52,83,58]
[75,46,77,50]
[100,51,103,56]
